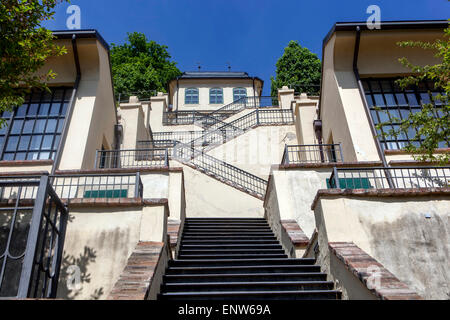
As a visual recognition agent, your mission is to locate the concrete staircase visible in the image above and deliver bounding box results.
[158,218,341,300]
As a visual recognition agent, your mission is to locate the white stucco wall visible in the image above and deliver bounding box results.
[175,162,263,218]
[314,195,450,299]
[207,125,297,180]
[56,204,168,300]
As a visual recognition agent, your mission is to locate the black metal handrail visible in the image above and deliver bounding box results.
[329,166,450,190]
[94,148,169,169]
[0,175,68,298]
[162,96,280,127]
[172,142,267,197]
[282,144,344,164]
[190,109,294,150]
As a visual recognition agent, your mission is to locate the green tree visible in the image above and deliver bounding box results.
[0,0,67,127]
[110,32,181,100]
[377,22,449,164]
[271,40,321,97]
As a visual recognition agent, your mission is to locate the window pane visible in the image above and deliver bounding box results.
[406,93,419,106]
[53,135,61,148]
[38,103,50,115]
[3,153,14,160]
[34,119,46,133]
[61,102,69,115]
[365,95,374,107]
[50,103,61,115]
[0,123,7,135]
[373,94,385,107]
[28,103,39,115]
[15,152,26,160]
[46,119,57,133]
[57,120,64,133]
[30,136,42,150]
[23,120,34,133]
[384,94,396,106]
[41,135,53,150]
[420,93,431,104]
[16,105,27,116]
[395,93,407,105]
[18,136,31,151]
[26,152,39,160]
[6,136,19,151]
[10,120,23,134]
[39,152,50,160]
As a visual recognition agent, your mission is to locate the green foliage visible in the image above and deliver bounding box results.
[376,22,450,164]
[110,32,181,99]
[0,0,68,127]
[271,40,321,97]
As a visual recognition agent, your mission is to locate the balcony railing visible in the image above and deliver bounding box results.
[0,175,68,298]
[51,172,143,202]
[328,166,450,190]
[162,96,280,126]
[94,148,169,169]
[172,143,267,197]
[282,144,344,164]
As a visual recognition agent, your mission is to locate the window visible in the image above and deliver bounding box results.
[185,88,199,104]
[0,87,72,161]
[362,78,448,150]
[209,88,223,104]
[233,88,247,101]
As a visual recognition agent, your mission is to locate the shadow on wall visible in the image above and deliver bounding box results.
[56,214,104,300]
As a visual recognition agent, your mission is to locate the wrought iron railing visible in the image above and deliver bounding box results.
[162,96,280,127]
[282,144,343,164]
[190,109,294,150]
[50,172,143,202]
[172,143,267,197]
[94,148,169,169]
[0,175,68,298]
[328,166,450,190]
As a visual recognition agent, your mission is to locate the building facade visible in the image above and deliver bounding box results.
[0,21,448,300]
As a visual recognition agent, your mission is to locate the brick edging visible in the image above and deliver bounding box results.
[0,160,53,167]
[108,241,165,300]
[329,242,422,300]
[311,187,450,210]
[280,220,309,247]
[168,219,182,249]
[54,167,183,175]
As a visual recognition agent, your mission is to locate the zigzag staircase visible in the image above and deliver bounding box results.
[142,107,294,199]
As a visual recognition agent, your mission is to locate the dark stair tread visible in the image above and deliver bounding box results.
[163,280,334,287]
[163,272,328,282]
[167,265,321,271]
[171,258,315,263]
[160,290,342,296]
[177,254,288,259]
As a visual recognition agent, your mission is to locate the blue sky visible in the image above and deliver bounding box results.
[43,0,449,95]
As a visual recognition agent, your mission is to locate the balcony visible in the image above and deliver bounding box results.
[328,166,450,190]
[281,144,344,165]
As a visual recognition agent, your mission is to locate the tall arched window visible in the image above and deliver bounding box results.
[233,88,247,101]
[185,88,199,104]
[209,88,223,104]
